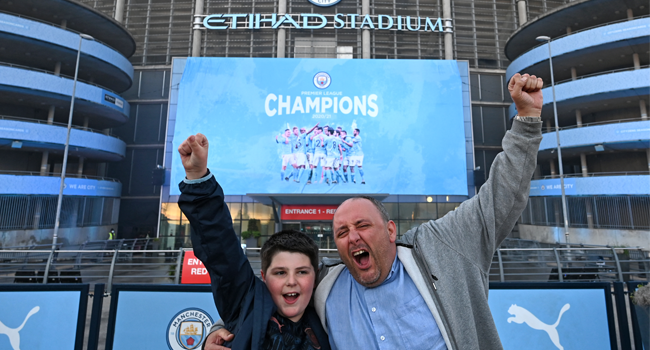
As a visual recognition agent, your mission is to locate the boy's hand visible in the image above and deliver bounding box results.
[204,329,234,350]
[178,133,209,180]
[508,73,543,117]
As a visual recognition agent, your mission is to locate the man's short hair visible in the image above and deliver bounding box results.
[317,127,323,131]
[285,128,290,132]
[355,128,361,133]
[341,130,347,135]
[261,230,319,273]
[349,196,389,223]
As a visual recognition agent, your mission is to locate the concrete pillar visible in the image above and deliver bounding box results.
[54,62,61,76]
[575,109,582,127]
[580,153,588,177]
[362,0,370,59]
[277,0,287,58]
[115,0,125,23]
[77,157,84,175]
[633,53,640,69]
[516,0,527,26]
[641,100,648,120]
[191,0,204,57]
[60,20,67,29]
[443,0,453,60]
[571,67,577,80]
[550,160,557,177]
[566,26,572,34]
[627,9,633,20]
[83,117,89,130]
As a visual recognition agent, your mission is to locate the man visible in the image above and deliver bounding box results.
[348,128,365,184]
[293,123,319,183]
[339,130,353,182]
[275,129,297,181]
[323,127,342,185]
[206,73,544,350]
[307,127,326,185]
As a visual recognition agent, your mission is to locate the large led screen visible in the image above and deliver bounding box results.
[489,283,614,349]
[0,285,87,350]
[106,285,220,350]
[170,58,467,195]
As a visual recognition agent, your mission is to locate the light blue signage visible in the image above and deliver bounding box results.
[111,291,220,350]
[489,288,611,350]
[529,178,576,196]
[0,291,82,350]
[170,58,468,196]
[0,174,122,197]
[203,13,445,32]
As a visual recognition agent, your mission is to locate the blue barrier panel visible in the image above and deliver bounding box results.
[0,284,89,350]
[489,282,615,350]
[106,284,220,350]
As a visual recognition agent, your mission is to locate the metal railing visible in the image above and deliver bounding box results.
[0,170,120,182]
[540,117,649,133]
[0,115,121,139]
[538,171,650,179]
[521,195,650,230]
[1,245,647,291]
[0,61,121,95]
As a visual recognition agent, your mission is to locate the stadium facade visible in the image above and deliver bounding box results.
[0,0,134,247]
[1,0,646,248]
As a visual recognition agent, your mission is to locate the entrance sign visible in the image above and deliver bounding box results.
[181,250,211,284]
[281,205,338,220]
[171,58,467,196]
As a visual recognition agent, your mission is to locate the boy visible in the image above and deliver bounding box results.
[178,133,330,350]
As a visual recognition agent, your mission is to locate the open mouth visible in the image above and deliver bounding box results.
[283,292,300,304]
[352,249,371,269]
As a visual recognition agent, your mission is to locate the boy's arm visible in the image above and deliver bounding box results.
[178,134,255,324]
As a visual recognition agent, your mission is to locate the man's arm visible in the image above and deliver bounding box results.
[177,134,255,325]
[404,74,543,272]
[306,122,320,135]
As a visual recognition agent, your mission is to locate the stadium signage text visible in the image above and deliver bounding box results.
[203,13,445,32]
[265,94,379,117]
[281,205,339,220]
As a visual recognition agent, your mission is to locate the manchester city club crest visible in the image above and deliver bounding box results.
[166,308,214,350]
[307,0,342,7]
[313,72,331,89]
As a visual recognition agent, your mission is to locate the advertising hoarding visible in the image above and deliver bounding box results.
[171,58,467,196]
[488,283,615,350]
[0,284,88,350]
[106,285,220,350]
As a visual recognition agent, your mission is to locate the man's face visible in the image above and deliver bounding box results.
[284,130,291,137]
[341,131,347,138]
[354,130,359,136]
[293,128,299,136]
[333,199,397,288]
[261,252,315,322]
[316,129,322,135]
[300,128,306,134]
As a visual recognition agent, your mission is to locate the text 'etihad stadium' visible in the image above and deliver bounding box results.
[203,13,448,32]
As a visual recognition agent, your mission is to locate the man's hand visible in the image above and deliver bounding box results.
[508,73,543,118]
[203,328,234,350]
[178,133,209,180]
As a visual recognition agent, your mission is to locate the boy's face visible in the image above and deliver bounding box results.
[261,251,315,322]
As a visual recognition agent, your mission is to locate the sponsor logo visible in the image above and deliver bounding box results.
[166,308,214,350]
[313,72,331,89]
[104,94,124,109]
[0,306,40,350]
[507,303,570,350]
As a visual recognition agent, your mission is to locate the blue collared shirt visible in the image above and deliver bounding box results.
[325,256,447,350]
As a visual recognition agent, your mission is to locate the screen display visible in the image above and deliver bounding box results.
[0,291,82,350]
[110,290,220,350]
[489,288,611,349]
[170,58,467,195]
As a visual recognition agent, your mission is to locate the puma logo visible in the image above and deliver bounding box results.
[507,303,570,350]
[0,306,40,350]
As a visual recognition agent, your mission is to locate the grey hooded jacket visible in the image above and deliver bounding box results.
[313,119,542,350]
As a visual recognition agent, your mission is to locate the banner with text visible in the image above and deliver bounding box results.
[181,250,211,284]
[281,205,338,220]
[171,58,467,196]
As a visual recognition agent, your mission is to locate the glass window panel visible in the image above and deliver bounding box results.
[413,203,437,220]
[438,203,460,218]
[472,106,483,145]
[398,203,417,220]
[227,202,242,220]
[482,107,506,146]
[383,203,399,222]
[470,74,480,101]
[479,75,504,102]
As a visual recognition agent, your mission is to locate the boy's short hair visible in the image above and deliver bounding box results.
[261,230,319,273]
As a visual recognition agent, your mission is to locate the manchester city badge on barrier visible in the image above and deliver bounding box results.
[166,308,214,350]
